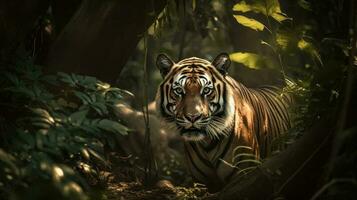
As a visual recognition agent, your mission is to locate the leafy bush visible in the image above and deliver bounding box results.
[229,0,325,144]
[0,59,129,199]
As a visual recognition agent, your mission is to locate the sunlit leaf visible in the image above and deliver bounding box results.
[233,1,265,14]
[260,40,275,51]
[63,181,84,197]
[271,12,290,22]
[229,52,275,69]
[0,149,19,175]
[297,39,323,65]
[31,108,55,128]
[233,0,291,23]
[78,162,94,174]
[192,0,196,11]
[233,15,265,31]
[266,0,291,22]
[297,39,309,49]
[276,33,290,50]
[96,82,111,90]
[81,148,90,160]
[87,148,107,165]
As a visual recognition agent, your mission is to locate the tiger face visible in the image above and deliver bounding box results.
[156,53,235,141]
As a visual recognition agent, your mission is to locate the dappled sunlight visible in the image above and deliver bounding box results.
[0,0,355,199]
[53,166,64,181]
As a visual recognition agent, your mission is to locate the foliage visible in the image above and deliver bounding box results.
[220,146,262,178]
[1,0,355,199]
[0,59,129,199]
[231,0,321,79]
[229,0,336,143]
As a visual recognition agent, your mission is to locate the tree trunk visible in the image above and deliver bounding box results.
[218,116,334,200]
[51,0,82,33]
[0,0,49,58]
[45,0,166,84]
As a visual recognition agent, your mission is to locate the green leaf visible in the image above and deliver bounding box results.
[233,1,265,14]
[266,0,290,22]
[297,39,323,65]
[298,0,312,11]
[69,109,89,125]
[229,52,275,69]
[233,15,264,31]
[0,149,19,175]
[260,40,275,51]
[91,102,108,116]
[276,33,290,50]
[74,91,92,104]
[31,108,55,128]
[58,72,75,86]
[233,0,291,23]
[87,148,107,165]
[270,12,290,23]
[97,119,128,135]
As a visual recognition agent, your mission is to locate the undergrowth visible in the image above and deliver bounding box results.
[0,59,130,200]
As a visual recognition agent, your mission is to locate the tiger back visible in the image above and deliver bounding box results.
[155,53,292,191]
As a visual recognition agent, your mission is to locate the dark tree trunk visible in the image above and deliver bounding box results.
[51,0,82,33]
[218,117,334,200]
[45,0,167,84]
[0,0,49,57]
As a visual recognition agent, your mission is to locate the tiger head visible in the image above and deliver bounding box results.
[155,53,236,142]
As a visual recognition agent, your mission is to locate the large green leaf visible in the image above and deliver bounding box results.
[74,91,92,104]
[229,52,275,69]
[233,0,265,13]
[233,0,290,23]
[31,108,55,128]
[87,148,107,165]
[97,119,129,135]
[233,15,265,31]
[69,109,89,125]
[266,0,290,22]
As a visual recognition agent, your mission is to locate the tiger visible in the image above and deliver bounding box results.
[155,53,292,192]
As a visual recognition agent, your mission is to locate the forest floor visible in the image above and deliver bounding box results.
[89,161,214,200]
[103,181,212,200]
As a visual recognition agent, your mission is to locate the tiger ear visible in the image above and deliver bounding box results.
[212,53,231,75]
[156,54,174,77]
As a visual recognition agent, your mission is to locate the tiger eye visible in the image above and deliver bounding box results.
[174,87,183,95]
[202,87,211,95]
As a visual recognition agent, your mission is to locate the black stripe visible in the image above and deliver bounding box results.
[201,139,219,151]
[185,145,209,179]
[190,142,213,167]
[216,130,235,168]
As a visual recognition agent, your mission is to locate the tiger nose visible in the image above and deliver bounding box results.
[185,113,202,122]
